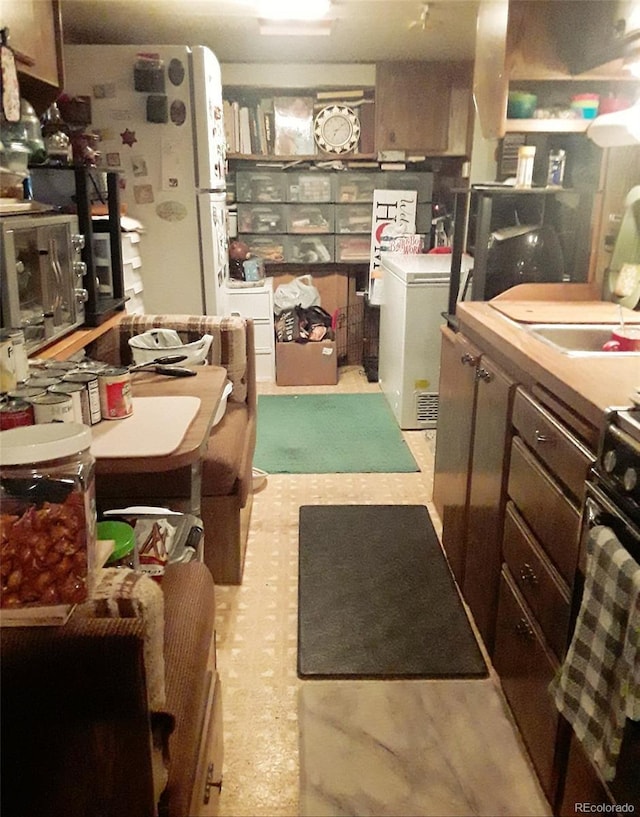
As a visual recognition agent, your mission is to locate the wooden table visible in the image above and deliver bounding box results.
[93,366,227,515]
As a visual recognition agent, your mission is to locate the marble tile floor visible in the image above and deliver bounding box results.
[214,366,551,817]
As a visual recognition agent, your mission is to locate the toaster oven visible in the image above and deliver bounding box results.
[0,213,88,353]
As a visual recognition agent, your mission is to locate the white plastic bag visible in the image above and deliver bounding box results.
[128,329,213,365]
[273,274,320,316]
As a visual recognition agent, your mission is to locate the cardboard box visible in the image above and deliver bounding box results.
[276,340,338,386]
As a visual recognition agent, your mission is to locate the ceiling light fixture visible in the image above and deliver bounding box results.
[257,0,331,21]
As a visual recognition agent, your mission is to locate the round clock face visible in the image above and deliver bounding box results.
[314,105,361,154]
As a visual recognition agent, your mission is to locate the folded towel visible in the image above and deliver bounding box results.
[550,525,640,781]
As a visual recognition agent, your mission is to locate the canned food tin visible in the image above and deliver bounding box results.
[7,385,47,401]
[37,367,69,379]
[62,372,102,425]
[49,382,88,425]
[98,367,133,420]
[25,375,62,389]
[43,360,78,372]
[0,398,35,429]
[31,393,75,424]
[7,330,28,383]
[0,335,17,392]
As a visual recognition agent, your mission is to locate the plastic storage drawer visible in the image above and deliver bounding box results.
[335,235,371,263]
[237,203,286,233]
[287,204,333,234]
[382,171,434,201]
[242,234,286,264]
[287,235,333,263]
[236,171,286,202]
[334,172,377,203]
[335,203,372,233]
[286,172,333,202]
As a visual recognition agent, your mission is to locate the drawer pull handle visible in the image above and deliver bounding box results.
[476,367,492,382]
[203,762,222,804]
[515,618,535,642]
[534,430,553,444]
[519,562,539,585]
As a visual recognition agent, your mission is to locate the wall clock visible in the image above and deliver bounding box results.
[314,104,361,154]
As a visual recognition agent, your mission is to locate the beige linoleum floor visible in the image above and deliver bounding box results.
[214,365,550,817]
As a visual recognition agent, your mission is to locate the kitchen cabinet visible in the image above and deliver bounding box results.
[473,0,640,140]
[2,0,63,114]
[433,327,515,652]
[375,61,473,156]
[493,567,561,801]
[461,354,515,652]
[433,327,480,585]
[494,386,594,804]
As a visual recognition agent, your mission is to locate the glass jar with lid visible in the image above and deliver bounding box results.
[0,422,96,609]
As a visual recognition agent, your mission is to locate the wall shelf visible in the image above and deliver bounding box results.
[505,118,590,133]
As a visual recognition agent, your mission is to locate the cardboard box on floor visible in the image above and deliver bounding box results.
[276,340,338,386]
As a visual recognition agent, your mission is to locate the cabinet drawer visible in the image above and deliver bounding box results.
[242,235,285,264]
[508,436,580,586]
[512,387,593,503]
[252,320,275,350]
[335,203,372,234]
[287,204,333,234]
[493,567,560,803]
[286,172,333,203]
[287,235,334,264]
[236,171,286,202]
[189,671,223,816]
[226,287,273,319]
[502,502,571,660]
[237,203,286,233]
[335,172,377,203]
[254,350,275,382]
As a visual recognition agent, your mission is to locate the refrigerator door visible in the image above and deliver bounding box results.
[63,44,215,314]
[190,46,226,191]
[198,192,229,315]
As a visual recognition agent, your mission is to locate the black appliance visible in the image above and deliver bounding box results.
[565,407,640,810]
[484,222,565,300]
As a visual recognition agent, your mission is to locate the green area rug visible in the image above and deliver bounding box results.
[254,394,419,474]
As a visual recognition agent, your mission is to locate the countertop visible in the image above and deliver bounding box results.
[456,300,640,432]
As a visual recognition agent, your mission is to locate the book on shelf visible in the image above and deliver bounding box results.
[273,97,315,156]
[239,106,252,154]
[316,89,367,100]
[380,162,407,171]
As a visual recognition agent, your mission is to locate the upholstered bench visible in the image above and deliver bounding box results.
[0,561,222,817]
[88,314,257,585]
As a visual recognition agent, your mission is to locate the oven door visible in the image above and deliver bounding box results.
[580,479,640,573]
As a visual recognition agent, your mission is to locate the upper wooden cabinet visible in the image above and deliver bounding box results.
[2,0,64,113]
[474,0,640,139]
[375,61,473,157]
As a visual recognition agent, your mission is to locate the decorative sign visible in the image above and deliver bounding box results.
[368,189,417,303]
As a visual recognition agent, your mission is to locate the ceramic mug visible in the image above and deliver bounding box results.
[602,326,640,352]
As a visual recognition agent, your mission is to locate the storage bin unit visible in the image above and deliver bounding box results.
[225,278,275,382]
[121,232,145,314]
[232,167,434,265]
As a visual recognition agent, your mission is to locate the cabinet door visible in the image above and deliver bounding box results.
[559,732,613,817]
[462,355,515,652]
[2,0,62,105]
[432,328,480,586]
[375,62,471,155]
[494,568,560,803]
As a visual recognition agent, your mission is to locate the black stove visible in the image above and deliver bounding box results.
[597,407,640,524]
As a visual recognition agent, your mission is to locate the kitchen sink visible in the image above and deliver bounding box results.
[525,323,640,356]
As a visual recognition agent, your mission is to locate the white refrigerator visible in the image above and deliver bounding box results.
[378,253,472,430]
[63,44,229,315]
